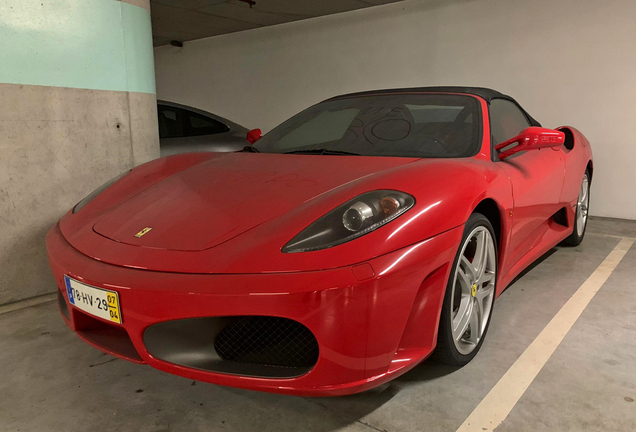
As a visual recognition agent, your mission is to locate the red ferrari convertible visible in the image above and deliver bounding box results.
[47,87,593,396]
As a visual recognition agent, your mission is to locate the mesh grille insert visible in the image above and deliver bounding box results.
[214,316,319,369]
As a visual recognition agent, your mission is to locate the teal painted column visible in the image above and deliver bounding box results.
[0,0,156,93]
[0,0,160,304]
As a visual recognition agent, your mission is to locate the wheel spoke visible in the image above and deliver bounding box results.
[473,231,486,272]
[468,299,481,344]
[581,179,588,203]
[453,299,473,341]
[460,255,477,281]
[456,265,472,293]
[478,269,495,286]
[475,282,494,302]
[473,231,487,280]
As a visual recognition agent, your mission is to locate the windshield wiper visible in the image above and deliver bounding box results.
[284,149,361,156]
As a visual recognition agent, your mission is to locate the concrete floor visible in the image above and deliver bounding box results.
[1,217,635,432]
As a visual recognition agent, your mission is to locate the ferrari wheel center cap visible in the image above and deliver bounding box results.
[471,283,477,297]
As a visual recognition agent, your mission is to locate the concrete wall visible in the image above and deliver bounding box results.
[0,0,159,304]
[154,0,636,220]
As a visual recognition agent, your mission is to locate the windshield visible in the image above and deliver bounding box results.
[253,94,481,158]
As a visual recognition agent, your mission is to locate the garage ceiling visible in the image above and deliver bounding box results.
[151,0,405,46]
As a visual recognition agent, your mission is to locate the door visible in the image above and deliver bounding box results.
[491,99,565,268]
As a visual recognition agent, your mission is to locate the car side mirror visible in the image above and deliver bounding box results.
[246,128,262,144]
[495,127,565,160]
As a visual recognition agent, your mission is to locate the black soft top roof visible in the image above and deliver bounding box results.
[326,86,541,127]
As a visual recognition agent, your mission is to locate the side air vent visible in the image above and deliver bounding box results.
[552,207,569,228]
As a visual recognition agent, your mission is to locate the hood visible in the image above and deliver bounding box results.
[93,152,417,251]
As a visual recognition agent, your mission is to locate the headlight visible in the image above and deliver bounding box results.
[283,190,415,253]
[73,170,131,214]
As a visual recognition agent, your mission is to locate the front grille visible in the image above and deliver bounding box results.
[214,316,319,369]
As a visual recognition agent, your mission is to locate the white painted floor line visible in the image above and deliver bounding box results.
[457,237,635,432]
[0,293,57,315]
[587,232,636,241]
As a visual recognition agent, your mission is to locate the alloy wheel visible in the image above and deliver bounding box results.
[576,174,590,237]
[450,226,496,355]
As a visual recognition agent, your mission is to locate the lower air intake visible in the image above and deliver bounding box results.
[143,316,319,378]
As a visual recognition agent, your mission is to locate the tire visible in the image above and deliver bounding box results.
[561,171,590,247]
[435,213,497,366]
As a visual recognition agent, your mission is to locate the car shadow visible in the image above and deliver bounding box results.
[297,356,460,431]
[504,247,558,291]
[392,356,461,383]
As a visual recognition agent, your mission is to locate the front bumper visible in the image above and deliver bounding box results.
[46,223,462,396]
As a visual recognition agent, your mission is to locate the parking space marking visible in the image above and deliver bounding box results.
[587,232,636,241]
[456,237,634,432]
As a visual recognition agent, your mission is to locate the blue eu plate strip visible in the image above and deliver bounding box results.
[64,276,76,305]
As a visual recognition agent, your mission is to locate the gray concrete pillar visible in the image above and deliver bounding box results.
[0,0,160,304]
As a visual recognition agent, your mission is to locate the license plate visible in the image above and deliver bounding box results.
[64,276,122,324]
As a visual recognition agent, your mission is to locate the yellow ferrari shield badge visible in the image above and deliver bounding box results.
[134,227,152,238]
[471,283,477,297]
